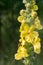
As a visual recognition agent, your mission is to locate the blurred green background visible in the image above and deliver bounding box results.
[0,0,43,65]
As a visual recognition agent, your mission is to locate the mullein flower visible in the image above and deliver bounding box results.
[17,16,25,23]
[25,31,39,43]
[31,11,37,17]
[15,0,43,64]
[32,5,38,11]
[20,9,25,15]
[34,17,43,30]
[32,37,41,54]
[19,23,29,33]
[34,43,41,54]
[15,46,28,60]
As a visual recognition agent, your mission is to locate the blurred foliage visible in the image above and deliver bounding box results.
[0,0,43,65]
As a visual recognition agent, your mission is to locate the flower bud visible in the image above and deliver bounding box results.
[31,11,37,17]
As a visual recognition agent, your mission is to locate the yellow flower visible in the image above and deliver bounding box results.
[15,53,22,60]
[21,40,25,46]
[20,24,35,33]
[20,24,35,41]
[19,39,26,46]
[31,31,39,38]
[34,17,43,30]
[20,31,27,40]
[19,23,29,33]
[19,23,24,32]
[17,46,27,53]
[32,37,41,54]
[23,23,29,32]
[31,11,37,17]
[20,9,25,15]
[34,42,41,54]
[25,31,39,43]
[20,25,36,43]
[20,9,28,16]
[17,16,25,23]
[32,5,38,11]
[25,34,33,43]
[33,37,41,45]
[33,37,41,54]
[15,46,28,60]
[29,25,35,32]
[15,52,28,60]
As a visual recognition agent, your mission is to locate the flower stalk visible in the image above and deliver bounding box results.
[14,0,43,65]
